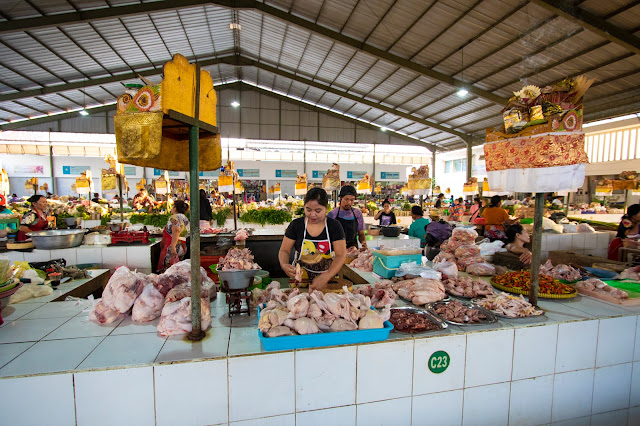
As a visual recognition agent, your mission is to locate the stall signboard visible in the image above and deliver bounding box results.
[123,166,137,176]
[238,169,259,178]
[311,171,324,179]
[276,169,297,178]
[347,171,367,180]
[63,166,89,175]
[199,170,219,177]
[380,172,400,180]
[428,351,450,374]
[153,169,179,177]
[12,164,45,176]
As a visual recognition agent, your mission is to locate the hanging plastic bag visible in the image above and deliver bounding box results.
[433,260,458,278]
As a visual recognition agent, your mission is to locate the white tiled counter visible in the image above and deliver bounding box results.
[2,277,640,425]
[3,242,160,274]
[539,231,611,261]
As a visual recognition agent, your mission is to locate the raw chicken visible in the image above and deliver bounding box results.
[165,282,213,303]
[330,318,358,332]
[354,281,398,308]
[219,248,260,270]
[392,277,446,305]
[88,300,123,324]
[153,272,186,297]
[476,292,543,317]
[101,266,143,313]
[349,249,374,271]
[258,308,289,332]
[358,309,383,329]
[266,326,296,337]
[157,297,211,336]
[539,260,581,282]
[307,302,323,320]
[131,284,164,322]
[443,276,494,298]
[294,263,302,283]
[577,278,629,299]
[284,317,319,335]
[287,294,310,318]
[616,266,640,281]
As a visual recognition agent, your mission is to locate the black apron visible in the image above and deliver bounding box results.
[335,210,358,249]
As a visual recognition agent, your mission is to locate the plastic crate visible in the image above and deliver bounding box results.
[372,252,422,278]
[257,304,393,351]
[201,255,223,283]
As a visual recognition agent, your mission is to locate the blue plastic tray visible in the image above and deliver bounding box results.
[257,304,394,351]
[582,267,618,280]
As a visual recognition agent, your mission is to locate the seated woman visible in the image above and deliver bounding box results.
[482,195,518,241]
[17,195,49,241]
[608,204,640,260]
[505,224,532,265]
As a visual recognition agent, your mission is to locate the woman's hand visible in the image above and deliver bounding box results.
[519,249,533,265]
[282,263,296,279]
[170,245,178,257]
[310,273,330,291]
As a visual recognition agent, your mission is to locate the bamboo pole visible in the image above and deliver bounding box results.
[528,193,544,307]
[188,64,204,341]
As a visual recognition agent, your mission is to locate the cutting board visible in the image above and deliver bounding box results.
[576,280,640,306]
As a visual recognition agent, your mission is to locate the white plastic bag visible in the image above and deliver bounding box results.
[577,223,595,233]
[433,260,458,278]
[395,262,442,280]
[466,262,496,276]
[132,284,165,322]
[477,240,504,256]
[562,223,578,233]
[543,217,564,233]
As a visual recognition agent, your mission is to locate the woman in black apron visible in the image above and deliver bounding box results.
[327,185,367,249]
[279,187,346,291]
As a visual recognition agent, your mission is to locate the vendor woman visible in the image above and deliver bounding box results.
[157,200,189,272]
[17,194,49,241]
[482,195,518,240]
[505,224,532,265]
[608,204,640,260]
[279,187,346,291]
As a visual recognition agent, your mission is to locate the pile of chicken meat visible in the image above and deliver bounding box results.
[443,276,494,298]
[219,247,260,270]
[392,277,446,305]
[352,280,398,308]
[432,299,487,324]
[576,278,629,299]
[539,260,582,282]
[256,282,390,337]
[475,292,543,317]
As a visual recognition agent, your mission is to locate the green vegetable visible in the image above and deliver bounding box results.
[239,208,292,225]
[212,207,232,227]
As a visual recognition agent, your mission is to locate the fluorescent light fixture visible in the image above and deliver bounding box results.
[456,89,468,97]
[583,113,639,128]
[230,101,240,108]
[79,109,89,116]
[229,23,242,30]
[381,127,388,132]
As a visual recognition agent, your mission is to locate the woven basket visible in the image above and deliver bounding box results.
[490,278,578,299]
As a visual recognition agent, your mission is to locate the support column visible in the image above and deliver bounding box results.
[49,142,56,195]
[188,64,204,341]
[431,150,436,188]
[528,193,545,307]
[466,142,472,181]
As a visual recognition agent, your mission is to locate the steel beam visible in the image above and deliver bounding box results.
[0,0,507,105]
[243,58,469,139]
[530,0,640,55]
[0,53,236,103]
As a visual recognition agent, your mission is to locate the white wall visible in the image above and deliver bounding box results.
[0,154,411,198]
[434,145,486,198]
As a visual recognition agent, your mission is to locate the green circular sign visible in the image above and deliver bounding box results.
[428,351,450,374]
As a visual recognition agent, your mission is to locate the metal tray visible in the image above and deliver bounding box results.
[389,306,447,334]
[471,298,545,320]
[427,299,498,326]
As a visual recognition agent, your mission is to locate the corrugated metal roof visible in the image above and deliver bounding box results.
[0,0,638,151]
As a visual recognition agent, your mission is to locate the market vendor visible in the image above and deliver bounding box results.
[278,187,346,291]
[327,185,367,249]
[17,194,49,242]
[449,197,465,222]
[199,189,213,223]
[157,200,189,272]
[505,224,532,265]
[408,205,430,248]
[608,204,640,260]
[132,188,153,212]
[482,195,518,241]
[374,199,396,226]
[434,193,445,208]
[0,195,16,232]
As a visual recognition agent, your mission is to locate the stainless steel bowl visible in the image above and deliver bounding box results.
[27,229,86,250]
[217,268,262,290]
[109,222,127,232]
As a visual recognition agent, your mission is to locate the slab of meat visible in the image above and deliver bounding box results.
[157,297,211,336]
[131,284,165,322]
[101,266,143,313]
[392,277,446,305]
[353,281,398,308]
[576,278,629,300]
[155,260,214,297]
[165,282,214,303]
[350,249,373,271]
[476,292,544,317]
[539,260,581,282]
[266,326,296,337]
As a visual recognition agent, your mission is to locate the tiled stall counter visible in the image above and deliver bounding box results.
[2,288,640,425]
[3,242,160,274]
[539,231,611,261]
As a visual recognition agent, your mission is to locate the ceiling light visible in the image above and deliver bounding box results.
[380,127,388,132]
[79,109,89,116]
[457,89,468,97]
[231,101,240,108]
[229,23,242,30]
